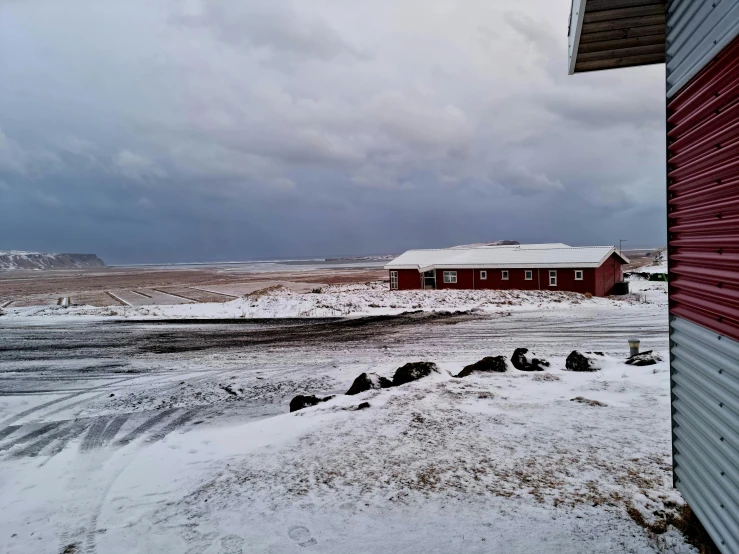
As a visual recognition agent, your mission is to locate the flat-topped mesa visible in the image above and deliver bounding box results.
[0,252,105,270]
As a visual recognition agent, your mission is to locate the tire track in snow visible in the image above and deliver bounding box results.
[43,393,106,418]
[0,376,136,427]
[14,420,90,458]
[80,416,113,453]
[77,410,183,553]
[0,422,60,452]
[115,408,178,446]
[147,409,198,443]
[100,414,129,446]
[42,422,92,462]
[0,424,20,442]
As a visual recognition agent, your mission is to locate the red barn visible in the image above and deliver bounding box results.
[384,243,629,297]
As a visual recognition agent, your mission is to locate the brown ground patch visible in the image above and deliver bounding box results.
[0,266,386,307]
[627,504,720,554]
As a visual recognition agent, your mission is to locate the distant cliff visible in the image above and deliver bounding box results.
[0,251,106,270]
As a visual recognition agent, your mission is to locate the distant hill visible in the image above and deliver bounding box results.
[0,251,105,270]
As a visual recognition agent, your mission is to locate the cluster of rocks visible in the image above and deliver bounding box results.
[290,347,663,412]
[290,361,442,412]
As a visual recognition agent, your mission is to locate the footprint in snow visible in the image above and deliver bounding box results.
[288,526,317,547]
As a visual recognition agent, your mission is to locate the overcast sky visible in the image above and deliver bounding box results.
[0,0,666,263]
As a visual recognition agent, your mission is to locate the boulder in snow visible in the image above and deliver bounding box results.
[570,396,607,407]
[456,356,508,378]
[510,348,550,372]
[356,402,371,410]
[289,394,335,412]
[392,362,440,386]
[565,351,602,372]
[345,372,393,395]
[625,350,662,366]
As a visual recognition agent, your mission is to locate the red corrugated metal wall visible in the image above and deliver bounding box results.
[392,266,610,295]
[668,34,739,341]
[594,254,623,297]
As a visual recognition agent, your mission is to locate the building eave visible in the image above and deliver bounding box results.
[568,0,666,75]
[385,261,627,271]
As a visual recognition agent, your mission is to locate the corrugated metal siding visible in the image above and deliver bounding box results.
[670,316,739,553]
[667,32,739,342]
[666,0,739,98]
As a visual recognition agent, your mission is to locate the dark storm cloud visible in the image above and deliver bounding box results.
[0,0,666,264]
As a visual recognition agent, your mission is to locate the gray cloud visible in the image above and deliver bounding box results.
[171,1,367,61]
[0,0,666,263]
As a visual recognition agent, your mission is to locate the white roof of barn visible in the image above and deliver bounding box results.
[384,244,629,271]
[448,242,570,250]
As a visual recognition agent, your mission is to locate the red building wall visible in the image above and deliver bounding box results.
[434,268,474,289]
[394,269,422,289]
[594,254,623,297]
[390,258,624,296]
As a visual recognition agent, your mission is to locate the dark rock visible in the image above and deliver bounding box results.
[220,384,240,397]
[345,372,393,395]
[290,394,335,412]
[565,351,602,372]
[356,402,371,410]
[456,356,507,378]
[625,350,662,366]
[570,396,606,407]
[392,362,439,386]
[510,348,550,372]
[586,351,605,357]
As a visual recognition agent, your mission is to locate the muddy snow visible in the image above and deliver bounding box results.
[0,280,696,553]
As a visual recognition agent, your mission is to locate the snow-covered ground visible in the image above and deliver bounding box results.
[0,279,695,553]
[632,263,667,275]
[3,279,667,320]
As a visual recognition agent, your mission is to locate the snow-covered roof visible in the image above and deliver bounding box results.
[384,244,629,271]
[449,243,570,250]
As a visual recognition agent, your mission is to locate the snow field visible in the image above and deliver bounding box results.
[3,279,667,321]
[94,353,689,553]
[0,278,688,553]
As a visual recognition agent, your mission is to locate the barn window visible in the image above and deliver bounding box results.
[443,271,457,284]
[525,270,533,280]
[575,270,583,281]
[480,270,487,280]
[501,270,509,280]
[390,271,398,289]
[549,271,557,286]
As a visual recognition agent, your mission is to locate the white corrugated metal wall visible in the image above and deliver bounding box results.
[667,1,739,552]
[666,0,739,98]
